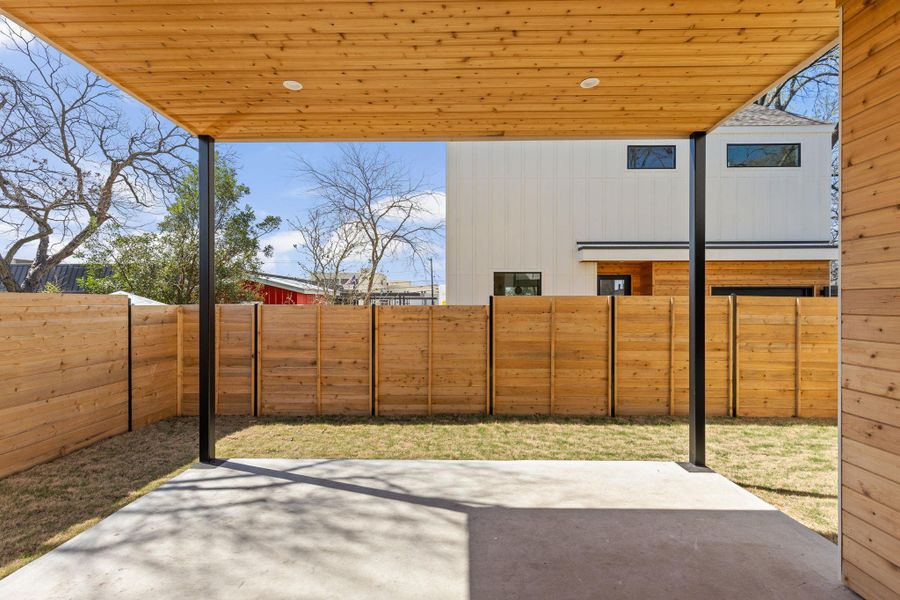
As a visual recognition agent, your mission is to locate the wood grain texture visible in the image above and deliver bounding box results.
[130,305,178,428]
[0,294,129,478]
[0,1,838,140]
[841,2,900,595]
[651,260,831,296]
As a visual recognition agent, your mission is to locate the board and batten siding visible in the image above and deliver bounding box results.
[840,1,900,598]
[447,128,832,304]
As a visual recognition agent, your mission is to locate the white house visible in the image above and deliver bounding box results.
[446,104,837,304]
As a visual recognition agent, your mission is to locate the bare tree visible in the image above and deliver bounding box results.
[289,206,364,304]
[295,144,443,304]
[0,25,191,292]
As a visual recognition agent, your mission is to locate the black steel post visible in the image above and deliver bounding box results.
[198,135,216,463]
[689,131,707,467]
[127,299,133,432]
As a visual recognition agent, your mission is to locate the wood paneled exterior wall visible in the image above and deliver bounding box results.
[596,260,831,296]
[840,1,900,597]
[650,260,831,296]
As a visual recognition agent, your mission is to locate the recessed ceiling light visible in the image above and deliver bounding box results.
[579,77,600,89]
[282,80,303,91]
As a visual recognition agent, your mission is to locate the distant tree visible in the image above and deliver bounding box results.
[80,153,281,303]
[295,144,443,304]
[289,206,364,304]
[0,24,191,292]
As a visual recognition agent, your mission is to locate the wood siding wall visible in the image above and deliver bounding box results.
[595,262,653,295]
[651,260,831,296]
[840,1,900,597]
[0,295,129,478]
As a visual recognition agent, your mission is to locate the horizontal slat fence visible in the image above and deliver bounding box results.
[0,294,129,478]
[130,305,179,428]
[494,297,611,416]
[258,304,372,416]
[735,297,838,418]
[1,294,839,478]
[376,305,489,415]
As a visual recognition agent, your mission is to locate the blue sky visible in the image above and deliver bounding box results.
[225,141,447,284]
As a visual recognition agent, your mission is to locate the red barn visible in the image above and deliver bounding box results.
[244,273,321,305]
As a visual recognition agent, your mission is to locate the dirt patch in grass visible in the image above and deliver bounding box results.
[0,416,837,579]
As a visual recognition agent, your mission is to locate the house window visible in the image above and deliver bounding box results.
[711,286,813,297]
[494,272,541,296]
[627,145,676,169]
[597,275,632,296]
[726,143,800,167]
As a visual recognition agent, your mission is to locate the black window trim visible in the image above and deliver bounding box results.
[626,144,677,170]
[493,271,542,297]
[597,274,633,296]
[710,285,814,297]
[725,143,802,168]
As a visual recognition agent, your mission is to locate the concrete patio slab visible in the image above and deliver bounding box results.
[0,460,853,600]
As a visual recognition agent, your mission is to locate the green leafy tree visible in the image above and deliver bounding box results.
[80,153,281,304]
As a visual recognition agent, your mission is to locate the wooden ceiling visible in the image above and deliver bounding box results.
[0,1,839,141]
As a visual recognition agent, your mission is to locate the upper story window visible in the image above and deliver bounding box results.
[726,143,800,167]
[627,145,676,169]
[494,272,541,296]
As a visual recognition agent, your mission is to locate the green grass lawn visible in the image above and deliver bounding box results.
[0,415,838,579]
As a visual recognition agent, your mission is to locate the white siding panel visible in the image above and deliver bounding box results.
[445,126,831,303]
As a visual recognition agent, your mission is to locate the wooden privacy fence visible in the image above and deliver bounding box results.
[1,294,839,477]
[1,294,129,478]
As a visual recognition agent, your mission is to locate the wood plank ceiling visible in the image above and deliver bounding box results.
[0,1,839,141]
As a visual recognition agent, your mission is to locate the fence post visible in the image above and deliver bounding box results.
[669,297,675,417]
[176,305,184,417]
[485,303,491,416]
[316,303,322,417]
[487,296,494,415]
[795,298,801,418]
[254,303,261,417]
[549,298,556,416]
[732,295,739,418]
[609,295,616,418]
[215,305,221,415]
[127,299,133,432]
[371,303,378,416]
[427,305,433,416]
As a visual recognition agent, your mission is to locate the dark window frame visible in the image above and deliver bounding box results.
[597,275,632,296]
[726,143,801,168]
[493,271,542,297]
[710,286,813,297]
[626,145,676,170]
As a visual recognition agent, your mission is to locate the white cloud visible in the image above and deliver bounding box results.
[257,229,300,274]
